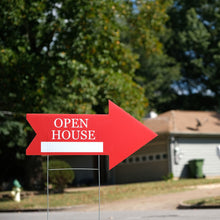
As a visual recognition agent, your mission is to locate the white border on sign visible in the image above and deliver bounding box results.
[41,142,104,153]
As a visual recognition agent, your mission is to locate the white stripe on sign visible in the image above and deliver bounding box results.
[41,142,103,153]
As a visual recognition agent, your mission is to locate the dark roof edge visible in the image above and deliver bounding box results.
[170,132,220,138]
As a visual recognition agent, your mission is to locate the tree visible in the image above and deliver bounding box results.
[121,0,180,113]
[0,0,148,116]
[0,0,180,186]
[0,0,149,186]
[165,0,220,111]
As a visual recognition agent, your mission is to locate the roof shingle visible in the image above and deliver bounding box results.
[144,110,220,135]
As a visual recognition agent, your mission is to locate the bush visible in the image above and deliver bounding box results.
[42,159,75,193]
[162,173,174,181]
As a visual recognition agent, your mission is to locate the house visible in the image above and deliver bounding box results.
[60,110,220,185]
[110,110,220,184]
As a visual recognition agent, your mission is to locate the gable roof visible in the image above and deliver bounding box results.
[143,110,220,135]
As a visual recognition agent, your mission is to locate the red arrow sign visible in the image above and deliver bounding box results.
[26,100,157,169]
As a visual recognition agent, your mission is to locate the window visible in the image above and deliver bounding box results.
[135,157,140,162]
[156,154,161,160]
[128,157,133,163]
[163,153,168,159]
[120,152,168,165]
[149,155,154,161]
[142,156,147,162]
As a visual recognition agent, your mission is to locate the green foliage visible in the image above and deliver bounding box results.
[0,112,28,184]
[165,0,220,111]
[121,0,180,112]
[123,0,172,55]
[162,173,174,181]
[0,0,185,186]
[135,53,180,112]
[0,0,150,117]
[0,115,27,151]
[0,0,151,185]
[42,160,74,193]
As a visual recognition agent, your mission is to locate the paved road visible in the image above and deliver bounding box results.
[1,210,220,220]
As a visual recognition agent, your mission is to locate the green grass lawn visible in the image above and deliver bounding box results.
[185,196,220,206]
[1,178,220,211]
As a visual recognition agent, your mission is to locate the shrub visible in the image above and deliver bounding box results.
[42,159,75,193]
[162,173,174,181]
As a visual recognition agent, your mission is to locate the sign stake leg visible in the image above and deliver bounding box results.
[47,155,49,220]
[45,155,101,219]
[98,155,101,220]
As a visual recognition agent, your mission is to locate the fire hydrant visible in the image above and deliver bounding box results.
[11,179,21,202]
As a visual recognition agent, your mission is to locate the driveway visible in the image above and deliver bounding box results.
[76,183,220,211]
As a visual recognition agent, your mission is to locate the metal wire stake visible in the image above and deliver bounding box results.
[47,155,49,220]
[46,155,101,220]
[98,155,101,220]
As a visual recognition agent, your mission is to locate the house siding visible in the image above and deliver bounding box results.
[172,137,220,178]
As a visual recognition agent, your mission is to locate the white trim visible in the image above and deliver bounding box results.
[41,142,103,153]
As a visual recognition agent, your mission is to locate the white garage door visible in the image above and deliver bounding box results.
[173,138,220,178]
